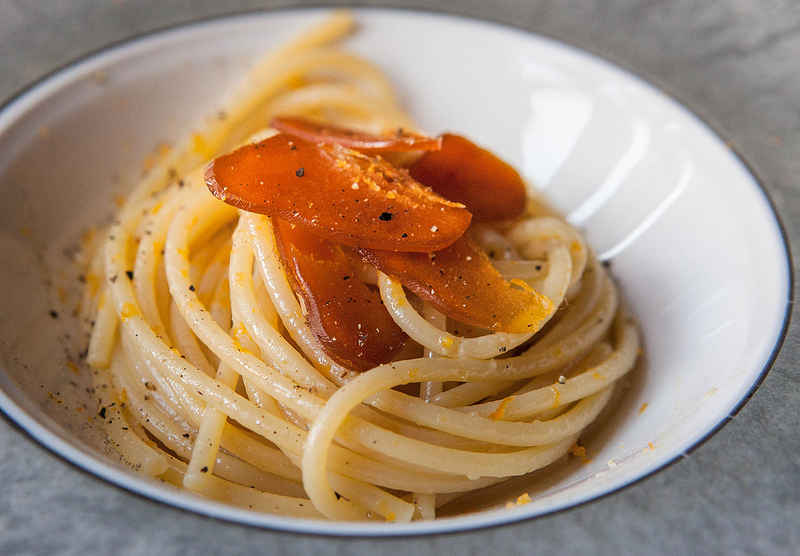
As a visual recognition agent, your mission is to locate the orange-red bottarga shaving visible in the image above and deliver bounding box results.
[205,133,471,252]
[270,116,443,154]
[274,219,407,371]
[409,133,528,222]
[360,234,554,334]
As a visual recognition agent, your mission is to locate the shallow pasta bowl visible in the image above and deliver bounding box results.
[0,8,790,535]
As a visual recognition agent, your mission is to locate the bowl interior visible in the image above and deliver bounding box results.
[0,9,790,535]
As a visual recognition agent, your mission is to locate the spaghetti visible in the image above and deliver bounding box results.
[82,11,640,522]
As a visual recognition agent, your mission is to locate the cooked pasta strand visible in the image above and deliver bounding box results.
[81,10,640,522]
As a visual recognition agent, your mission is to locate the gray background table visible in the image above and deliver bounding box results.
[1,1,798,554]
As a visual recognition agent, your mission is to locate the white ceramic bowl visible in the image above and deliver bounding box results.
[0,8,790,536]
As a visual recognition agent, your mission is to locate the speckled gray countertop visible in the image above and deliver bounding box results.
[1,1,798,554]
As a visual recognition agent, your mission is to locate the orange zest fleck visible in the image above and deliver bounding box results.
[568,443,591,464]
[489,396,515,421]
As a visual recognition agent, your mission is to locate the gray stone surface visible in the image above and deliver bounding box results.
[1,0,798,554]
